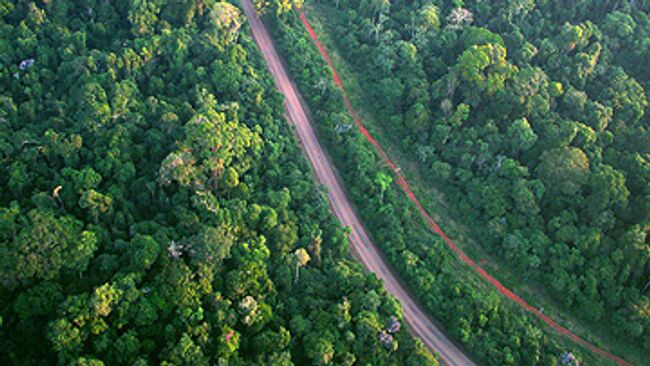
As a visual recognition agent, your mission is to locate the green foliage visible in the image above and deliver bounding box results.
[536,147,590,196]
[268,0,650,363]
[415,4,441,34]
[0,208,97,287]
[206,3,243,47]
[507,118,538,152]
[0,1,436,365]
[127,234,160,271]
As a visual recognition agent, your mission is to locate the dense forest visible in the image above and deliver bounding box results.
[0,1,439,365]
[266,0,650,364]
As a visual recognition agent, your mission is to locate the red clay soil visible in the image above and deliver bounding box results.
[295,7,632,366]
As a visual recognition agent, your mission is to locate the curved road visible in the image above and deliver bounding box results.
[240,1,477,365]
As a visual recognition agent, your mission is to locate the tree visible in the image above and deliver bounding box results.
[162,333,208,366]
[446,7,474,30]
[206,2,243,46]
[91,283,122,318]
[536,147,590,196]
[1,209,97,286]
[79,189,112,223]
[76,83,111,130]
[512,179,539,214]
[128,0,160,35]
[585,100,613,132]
[305,334,335,365]
[48,318,84,354]
[411,4,440,38]
[217,326,240,359]
[431,161,452,180]
[602,11,636,40]
[406,339,438,365]
[370,13,387,43]
[160,109,262,191]
[448,103,470,128]
[559,22,595,53]
[507,118,538,152]
[188,225,234,265]
[405,102,430,132]
[161,0,199,25]
[505,0,535,21]
[128,234,160,271]
[456,44,516,97]
[598,67,647,125]
[374,172,393,203]
[13,282,64,320]
[113,330,141,364]
[309,232,323,265]
[293,248,311,283]
[585,164,629,213]
[365,0,390,19]
[73,357,105,366]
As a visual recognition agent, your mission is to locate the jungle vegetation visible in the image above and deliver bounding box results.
[265,0,649,364]
[0,1,437,365]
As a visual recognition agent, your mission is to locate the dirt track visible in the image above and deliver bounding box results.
[240,1,477,365]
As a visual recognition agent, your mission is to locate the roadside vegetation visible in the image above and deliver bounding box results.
[0,1,437,365]
[264,0,649,365]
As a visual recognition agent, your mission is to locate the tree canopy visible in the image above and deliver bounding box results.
[267,0,650,364]
[0,1,437,365]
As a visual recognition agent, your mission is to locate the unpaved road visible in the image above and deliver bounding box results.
[240,1,477,365]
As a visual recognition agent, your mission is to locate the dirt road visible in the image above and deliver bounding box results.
[240,1,477,365]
